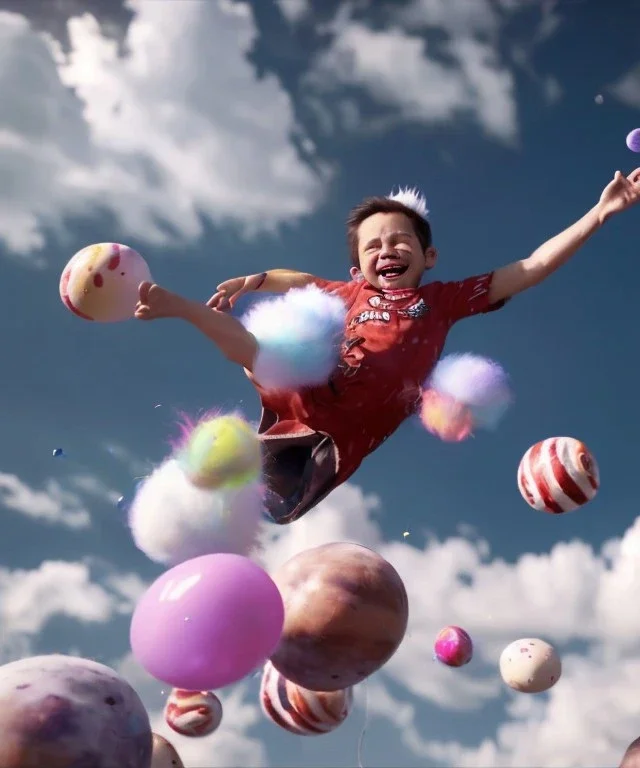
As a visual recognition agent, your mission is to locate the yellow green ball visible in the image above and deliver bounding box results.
[179,415,262,490]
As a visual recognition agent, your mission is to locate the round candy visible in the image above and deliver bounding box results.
[434,625,473,667]
[626,128,640,152]
[517,437,599,514]
[499,638,561,694]
[59,242,152,322]
[177,415,262,490]
[151,733,184,768]
[0,654,152,768]
[270,542,408,691]
[260,660,352,736]
[130,553,284,691]
[164,689,222,738]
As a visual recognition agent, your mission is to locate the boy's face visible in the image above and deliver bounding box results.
[351,212,437,290]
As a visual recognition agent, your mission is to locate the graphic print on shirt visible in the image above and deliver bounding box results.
[367,294,429,319]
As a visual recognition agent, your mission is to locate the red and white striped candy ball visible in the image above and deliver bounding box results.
[164,688,223,737]
[517,437,599,514]
[260,660,353,736]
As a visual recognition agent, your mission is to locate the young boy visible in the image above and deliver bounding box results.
[135,170,640,524]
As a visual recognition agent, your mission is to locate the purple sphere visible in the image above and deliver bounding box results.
[626,128,640,153]
[130,553,285,691]
[0,654,152,768]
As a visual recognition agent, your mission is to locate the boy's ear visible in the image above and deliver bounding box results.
[424,246,437,270]
[349,267,363,280]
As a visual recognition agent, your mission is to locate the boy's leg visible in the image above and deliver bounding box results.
[135,282,258,369]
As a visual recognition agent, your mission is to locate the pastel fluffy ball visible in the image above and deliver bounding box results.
[242,284,347,391]
[151,734,184,768]
[434,625,473,667]
[177,415,262,490]
[129,458,264,565]
[270,542,408,691]
[499,638,561,694]
[60,242,152,322]
[0,654,152,768]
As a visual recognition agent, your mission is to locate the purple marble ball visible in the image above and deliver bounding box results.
[0,654,152,768]
[626,128,640,153]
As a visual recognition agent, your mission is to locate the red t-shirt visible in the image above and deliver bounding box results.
[254,273,506,488]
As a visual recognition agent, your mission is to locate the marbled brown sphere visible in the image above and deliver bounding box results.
[270,542,408,691]
[0,654,152,768]
[151,734,184,768]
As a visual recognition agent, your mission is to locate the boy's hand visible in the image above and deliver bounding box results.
[597,168,640,223]
[206,272,267,311]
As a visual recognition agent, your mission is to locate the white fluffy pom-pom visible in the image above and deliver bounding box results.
[128,459,264,566]
[242,284,346,391]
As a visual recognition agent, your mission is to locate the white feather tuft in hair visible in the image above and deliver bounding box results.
[387,187,430,221]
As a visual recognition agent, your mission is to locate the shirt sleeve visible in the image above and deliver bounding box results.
[309,276,357,301]
[424,272,509,326]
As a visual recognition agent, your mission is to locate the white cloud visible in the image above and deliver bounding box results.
[276,0,311,24]
[68,473,121,505]
[0,559,143,652]
[304,0,565,143]
[612,63,640,109]
[0,471,91,528]
[0,1,329,259]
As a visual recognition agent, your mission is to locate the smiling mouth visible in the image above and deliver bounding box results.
[377,264,408,279]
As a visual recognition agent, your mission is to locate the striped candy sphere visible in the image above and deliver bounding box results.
[260,660,353,736]
[164,688,223,737]
[517,437,599,514]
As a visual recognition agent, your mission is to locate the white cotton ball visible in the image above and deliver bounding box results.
[128,459,264,566]
[242,284,346,391]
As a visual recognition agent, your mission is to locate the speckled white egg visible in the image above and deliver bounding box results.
[499,638,561,693]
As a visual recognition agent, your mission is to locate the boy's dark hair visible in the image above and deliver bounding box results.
[346,197,433,267]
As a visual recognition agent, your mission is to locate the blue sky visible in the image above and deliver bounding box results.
[2,0,640,765]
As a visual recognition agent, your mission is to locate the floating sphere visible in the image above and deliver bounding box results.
[0,654,152,768]
[178,415,262,490]
[270,542,408,691]
[260,660,353,736]
[619,736,640,768]
[151,733,184,768]
[626,128,640,152]
[59,243,151,322]
[164,689,222,738]
[434,625,473,667]
[517,436,599,514]
[499,638,561,694]
[130,553,284,691]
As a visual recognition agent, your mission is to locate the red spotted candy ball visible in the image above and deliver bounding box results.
[517,437,599,514]
[260,660,353,736]
[164,689,222,738]
[59,242,152,322]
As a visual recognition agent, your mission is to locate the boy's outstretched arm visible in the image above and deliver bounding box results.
[488,168,640,304]
[207,269,319,310]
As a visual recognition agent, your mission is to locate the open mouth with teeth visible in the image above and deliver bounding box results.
[377,264,409,281]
